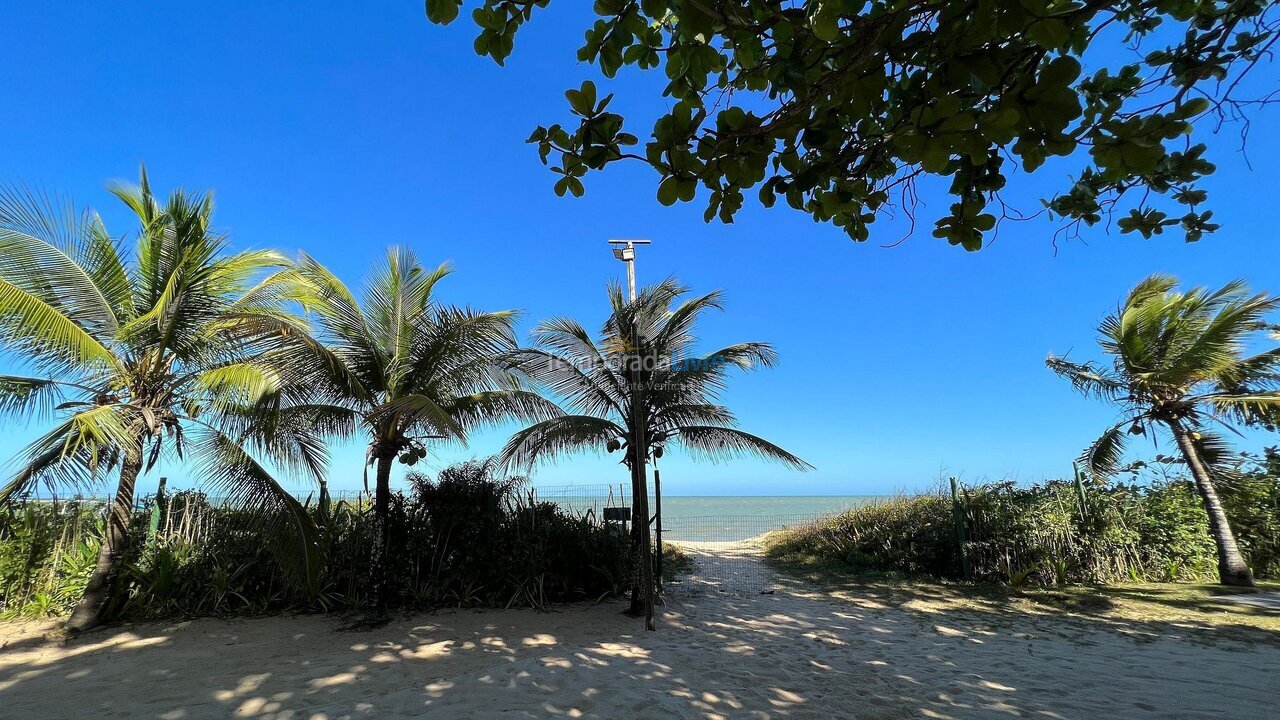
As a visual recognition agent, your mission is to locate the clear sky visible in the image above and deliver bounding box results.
[1,3,1276,497]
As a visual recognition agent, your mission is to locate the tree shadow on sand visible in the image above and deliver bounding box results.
[1,549,1277,720]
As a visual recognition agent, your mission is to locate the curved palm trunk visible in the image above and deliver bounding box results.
[1169,421,1255,587]
[66,445,143,633]
[369,450,395,614]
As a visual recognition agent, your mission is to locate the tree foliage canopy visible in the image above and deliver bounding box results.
[499,278,811,471]
[426,0,1278,248]
[1047,273,1280,478]
[0,171,328,589]
[277,248,560,469]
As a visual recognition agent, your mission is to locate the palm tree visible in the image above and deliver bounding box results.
[500,279,811,626]
[1048,274,1280,587]
[0,171,326,631]
[281,248,560,611]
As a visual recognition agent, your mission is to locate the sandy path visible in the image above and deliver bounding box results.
[1,543,1276,719]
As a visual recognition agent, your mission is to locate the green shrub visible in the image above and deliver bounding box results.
[765,475,1280,585]
[0,463,630,620]
[660,542,695,582]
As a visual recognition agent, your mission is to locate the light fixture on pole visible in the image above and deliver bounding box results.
[608,239,650,302]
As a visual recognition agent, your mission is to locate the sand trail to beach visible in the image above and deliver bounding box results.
[2,540,1276,719]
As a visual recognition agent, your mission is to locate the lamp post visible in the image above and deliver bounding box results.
[609,238,657,629]
[609,239,650,301]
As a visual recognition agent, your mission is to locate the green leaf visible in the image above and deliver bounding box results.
[1027,19,1070,50]
[657,177,680,206]
[425,0,461,25]
[565,81,598,116]
[810,1,842,41]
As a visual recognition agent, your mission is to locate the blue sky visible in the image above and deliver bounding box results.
[1,3,1276,497]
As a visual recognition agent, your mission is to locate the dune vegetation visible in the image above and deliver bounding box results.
[764,459,1280,586]
[0,461,629,620]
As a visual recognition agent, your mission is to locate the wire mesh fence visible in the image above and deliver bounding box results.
[9,484,842,595]
[658,513,834,593]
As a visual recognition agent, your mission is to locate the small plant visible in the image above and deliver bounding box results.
[660,543,695,582]
[1049,557,1071,588]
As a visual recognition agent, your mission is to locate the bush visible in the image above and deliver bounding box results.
[765,475,1280,586]
[0,462,630,620]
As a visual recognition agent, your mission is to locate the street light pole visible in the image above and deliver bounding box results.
[609,239,650,302]
[609,237,656,629]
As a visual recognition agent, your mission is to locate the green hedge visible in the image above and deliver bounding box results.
[765,474,1280,585]
[0,462,630,619]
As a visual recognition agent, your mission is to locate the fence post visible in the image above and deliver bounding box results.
[950,477,972,581]
[147,476,168,543]
[1073,462,1090,521]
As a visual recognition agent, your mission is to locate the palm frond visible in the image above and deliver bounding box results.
[0,186,121,337]
[672,425,812,470]
[1219,346,1280,389]
[532,315,609,366]
[189,425,322,596]
[403,305,519,395]
[443,390,564,432]
[653,403,736,428]
[698,342,779,371]
[287,253,386,387]
[0,278,118,373]
[503,347,625,418]
[652,289,725,351]
[1188,429,1235,474]
[0,376,68,422]
[1045,355,1127,402]
[499,415,626,471]
[0,417,120,503]
[1204,391,1280,428]
[370,394,469,441]
[1079,423,1129,479]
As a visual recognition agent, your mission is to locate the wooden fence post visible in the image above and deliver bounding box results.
[950,477,972,580]
[148,476,168,541]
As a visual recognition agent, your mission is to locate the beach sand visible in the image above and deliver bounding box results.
[2,540,1276,719]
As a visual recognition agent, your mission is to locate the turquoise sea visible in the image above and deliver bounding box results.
[533,493,888,542]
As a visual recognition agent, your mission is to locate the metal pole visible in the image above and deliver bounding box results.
[609,238,655,629]
[654,464,663,585]
[626,253,636,302]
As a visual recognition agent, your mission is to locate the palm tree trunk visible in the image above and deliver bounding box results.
[627,505,643,614]
[624,393,655,629]
[630,448,656,631]
[369,450,395,614]
[66,445,143,633]
[1169,421,1255,587]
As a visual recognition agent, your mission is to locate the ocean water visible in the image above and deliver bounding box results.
[535,494,887,542]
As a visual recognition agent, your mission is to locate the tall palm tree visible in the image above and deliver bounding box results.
[500,279,811,626]
[281,248,560,611]
[0,171,326,631]
[1048,274,1280,587]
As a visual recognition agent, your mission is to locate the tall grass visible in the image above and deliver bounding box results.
[0,462,630,620]
[765,473,1280,585]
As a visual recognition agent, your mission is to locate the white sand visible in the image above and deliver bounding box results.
[2,542,1276,719]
